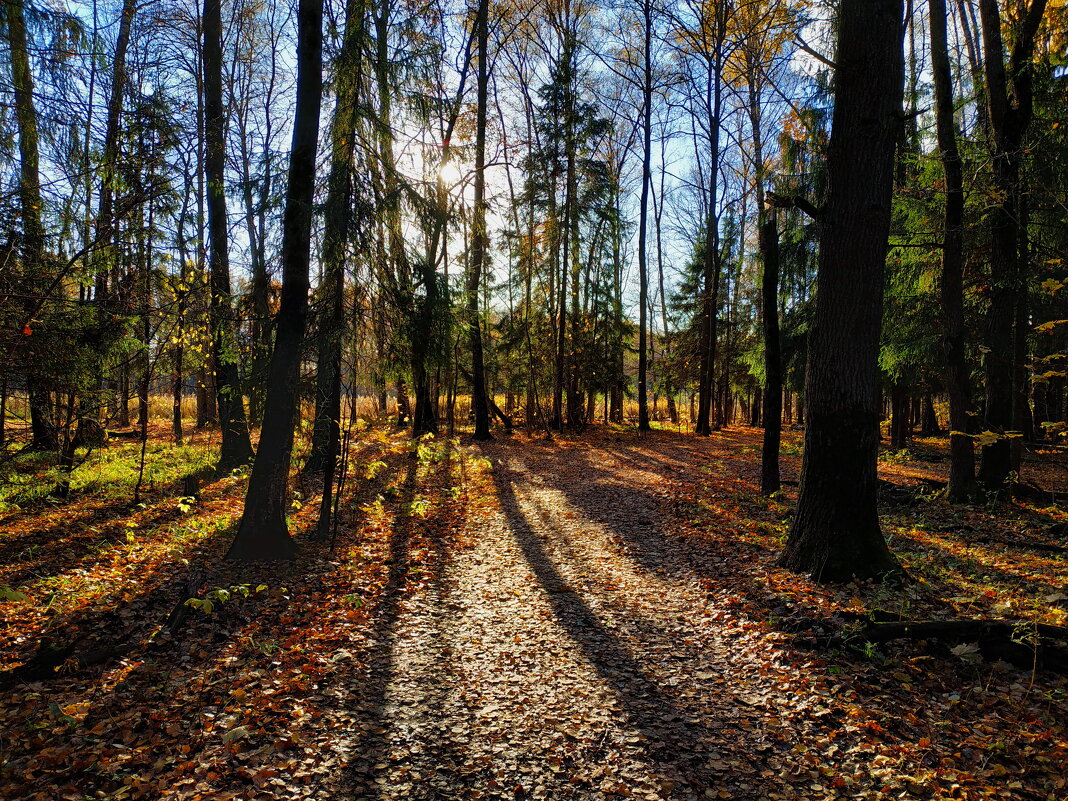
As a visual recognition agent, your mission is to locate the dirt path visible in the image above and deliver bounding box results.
[346,436,821,801]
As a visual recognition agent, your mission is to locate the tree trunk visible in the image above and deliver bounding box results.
[920,393,940,436]
[695,39,724,436]
[976,0,1047,489]
[890,385,908,449]
[468,0,492,441]
[749,55,782,494]
[930,0,976,501]
[307,0,365,472]
[7,0,56,452]
[636,0,653,432]
[779,0,905,582]
[760,209,782,494]
[228,0,324,560]
[196,364,217,428]
[203,0,254,472]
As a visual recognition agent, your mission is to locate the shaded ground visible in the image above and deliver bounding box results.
[1,426,1065,800]
[337,429,1067,801]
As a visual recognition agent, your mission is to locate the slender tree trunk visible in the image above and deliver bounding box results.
[84,0,137,444]
[308,0,365,472]
[0,376,7,448]
[468,0,492,440]
[696,43,723,436]
[929,0,977,501]
[137,191,155,432]
[228,0,324,560]
[760,208,782,494]
[779,0,905,582]
[890,385,907,449]
[636,0,653,432]
[748,61,781,495]
[203,0,254,472]
[976,0,1046,490]
[93,0,136,301]
[7,0,56,451]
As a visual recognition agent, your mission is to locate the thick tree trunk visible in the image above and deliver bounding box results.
[203,0,254,472]
[195,365,217,429]
[228,0,323,560]
[779,0,905,582]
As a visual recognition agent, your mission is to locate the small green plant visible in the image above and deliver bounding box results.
[410,433,438,464]
[405,498,431,518]
[364,460,388,480]
[858,641,885,663]
[0,585,30,603]
[48,702,79,729]
[361,497,386,522]
[245,635,279,654]
[185,583,269,615]
[879,448,912,464]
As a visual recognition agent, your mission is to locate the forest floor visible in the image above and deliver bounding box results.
[0,424,1066,800]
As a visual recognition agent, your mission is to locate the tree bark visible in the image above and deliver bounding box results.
[228,0,324,560]
[203,0,255,472]
[93,0,136,301]
[930,0,978,501]
[7,0,56,451]
[760,208,782,494]
[779,0,905,582]
[468,0,492,440]
[976,0,1047,490]
[307,0,365,472]
[748,52,781,495]
[636,0,653,432]
[695,33,724,437]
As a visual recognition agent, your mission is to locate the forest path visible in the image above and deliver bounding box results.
[345,433,817,801]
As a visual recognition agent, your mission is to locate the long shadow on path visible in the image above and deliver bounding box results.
[345,454,474,801]
[490,450,778,799]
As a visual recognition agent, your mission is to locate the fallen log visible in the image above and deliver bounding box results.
[858,619,1068,644]
[795,618,1068,673]
[854,619,1068,673]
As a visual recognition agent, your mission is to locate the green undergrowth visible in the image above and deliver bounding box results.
[0,436,217,515]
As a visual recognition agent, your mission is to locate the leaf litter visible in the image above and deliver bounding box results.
[0,425,1065,800]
